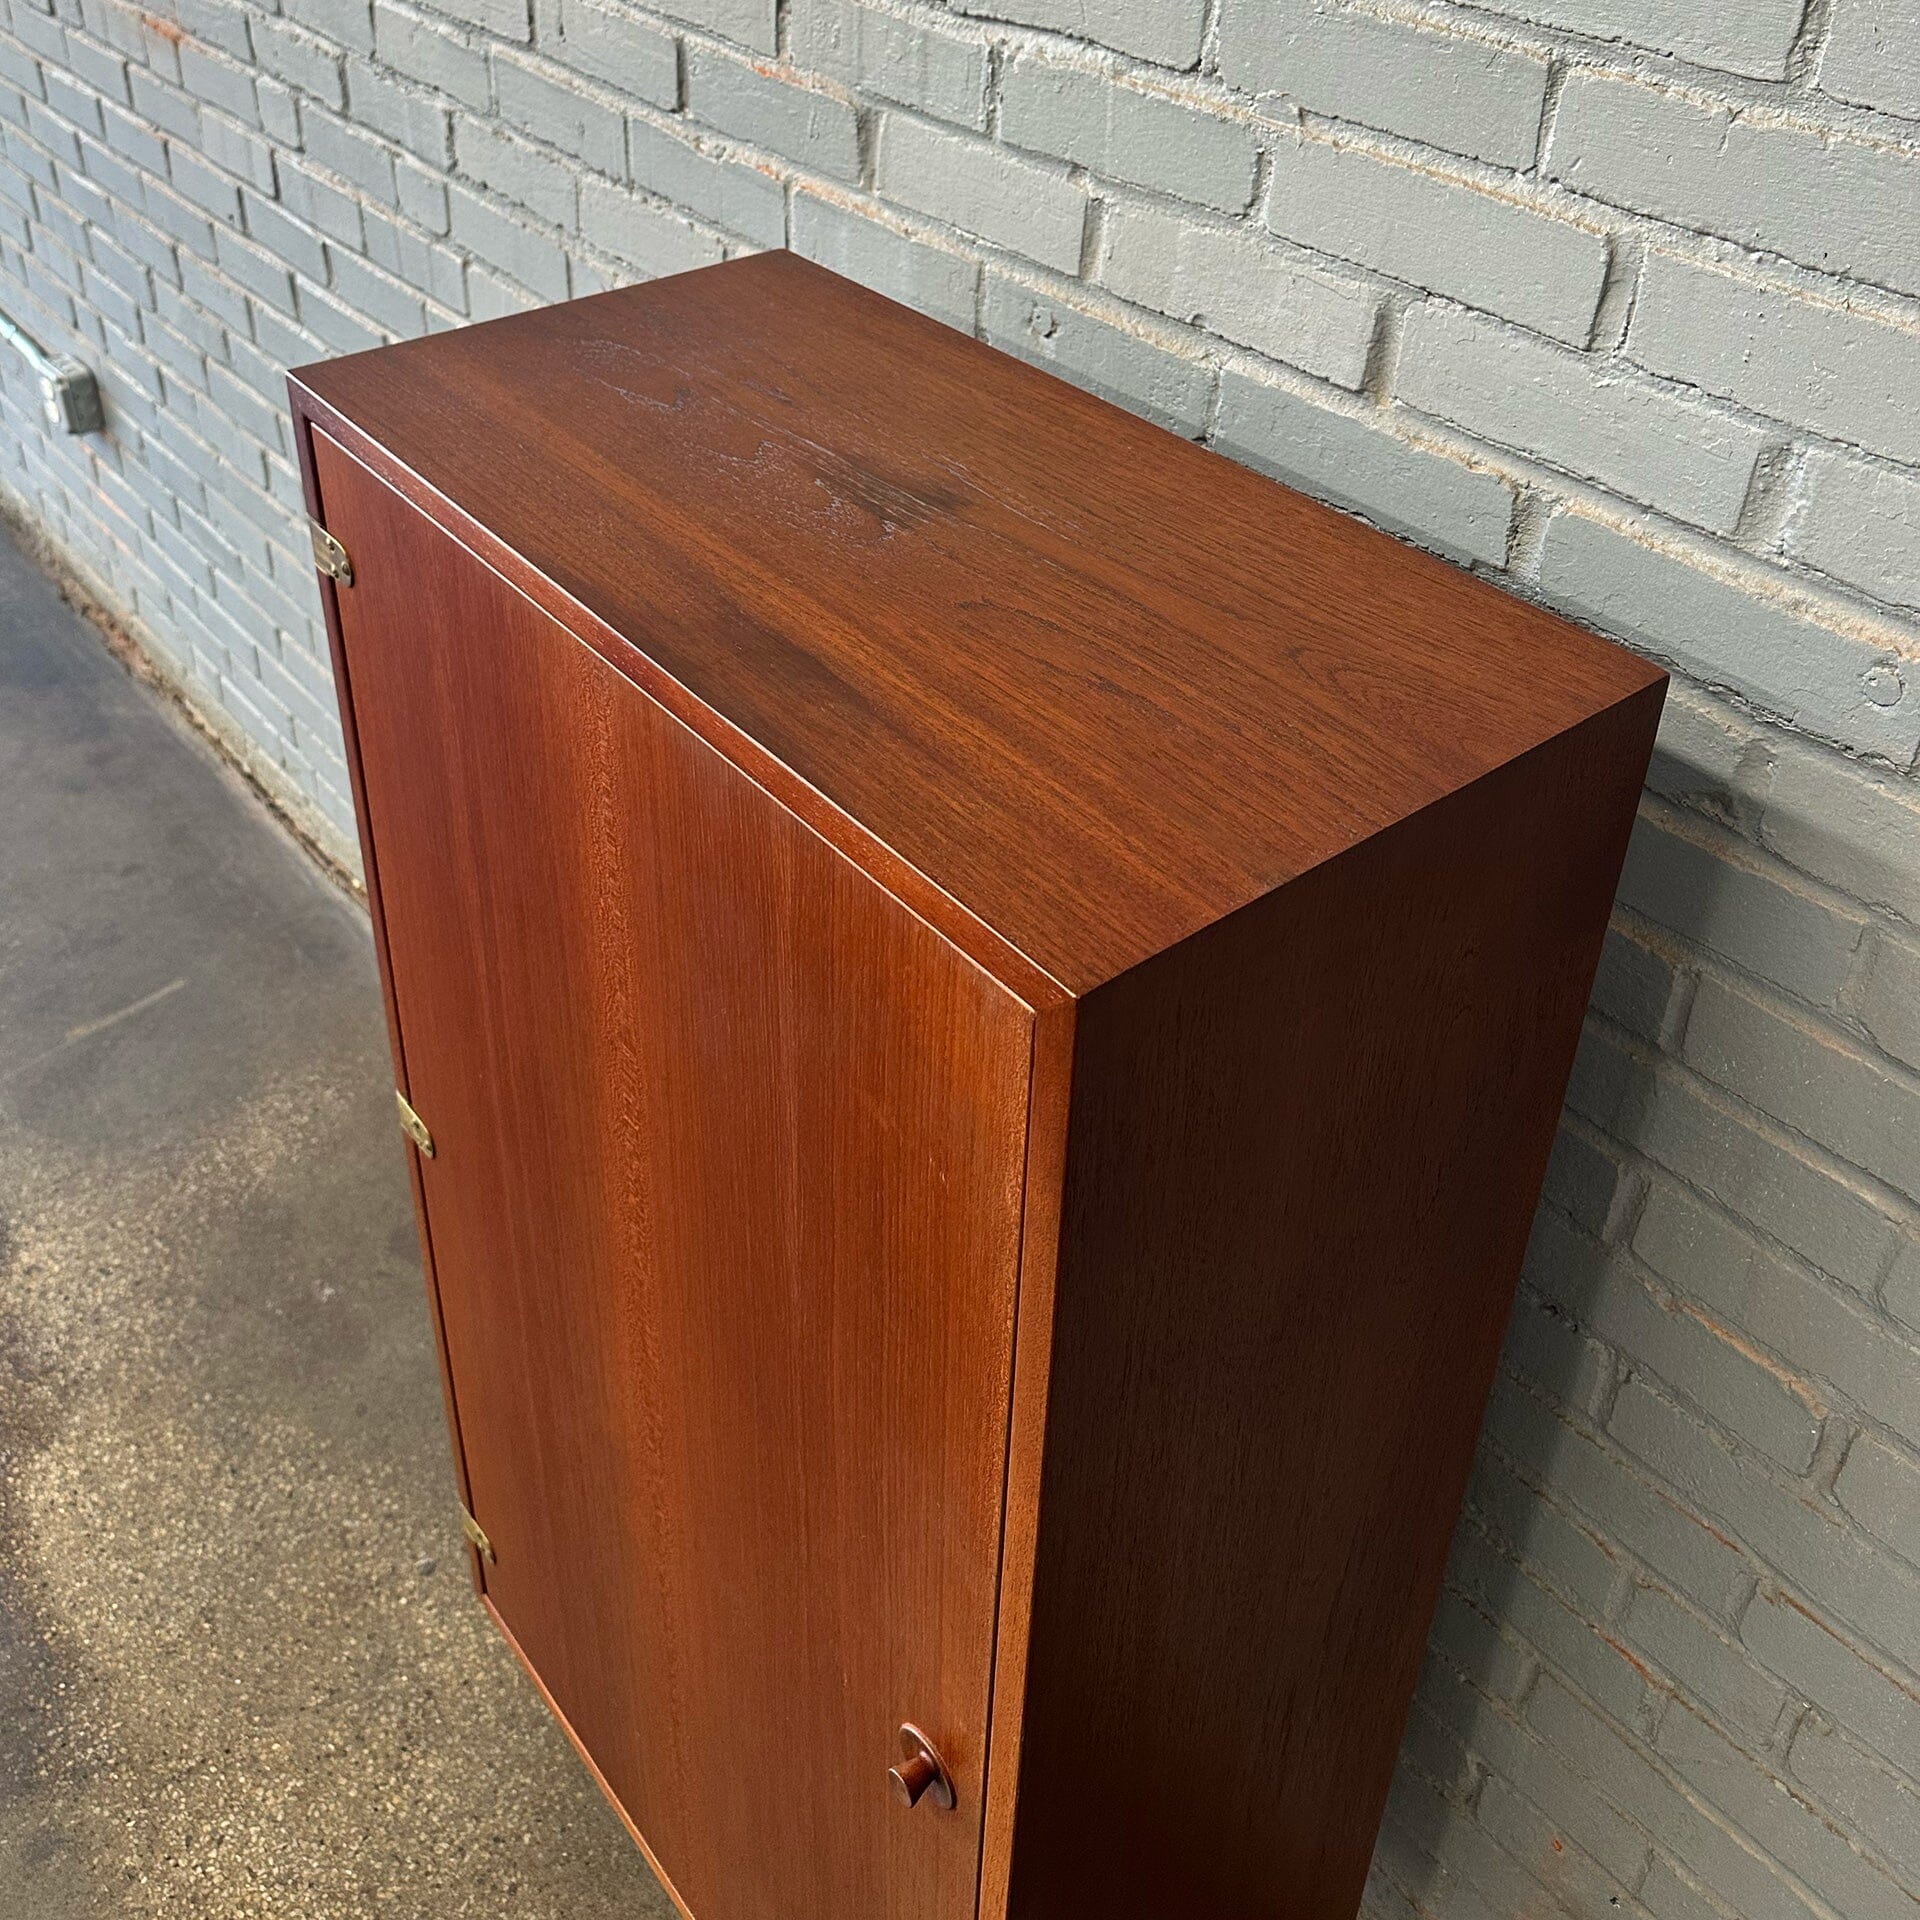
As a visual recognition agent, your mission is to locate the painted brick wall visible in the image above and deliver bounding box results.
[1,3,1916,1917]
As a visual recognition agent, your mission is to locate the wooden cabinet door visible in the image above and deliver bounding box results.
[311,431,1032,1920]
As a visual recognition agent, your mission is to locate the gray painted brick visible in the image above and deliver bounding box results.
[1269,143,1607,347]
[1214,371,1513,567]
[1631,252,1920,469]
[1396,305,1764,533]
[1791,450,1920,613]
[1217,0,1550,170]
[372,4,491,111]
[1760,742,1920,924]
[627,115,788,247]
[1858,935,1920,1073]
[1684,973,1920,1202]
[1101,203,1377,387]
[981,275,1215,434]
[299,105,399,201]
[1790,1719,1920,1883]
[1551,72,1920,302]
[789,0,987,130]
[1538,515,1919,763]
[791,195,978,331]
[537,0,679,110]
[282,0,377,57]
[1462,0,1807,78]
[652,0,776,57]
[575,175,726,275]
[446,178,569,297]
[1742,1586,1920,1782]
[1821,0,1920,119]
[436,0,533,35]
[1882,1243,1920,1339]
[455,116,580,226]
[878,115,1087,274]
[685,50,861,184]
[1617,813,1864,1005]
[1000,58,1257,214]
[1590,922,1687,1040]
[949,0,1205,68]
[1626,1584,1790,1740]
[1834,1434,1920,1564]
[493,48,627,175]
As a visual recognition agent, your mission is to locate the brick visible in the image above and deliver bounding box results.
[494,49,626,175]
[1589,924,1686,1041]
[877,116,1086,275]
[539,0,679,110]
[1631,253,1920,470]
[252,17,345,110]
[1858,936,1920,1073]
[1617,814,1863,1006]
[325,243,428,338]
[197,115,277,196]
[1461,0,1806,78]
[1101,203,1377,388]
[1272,144,1606,348]
[1887,1243,1920,1340]
[1622,1584,1789,1738]
[1214,372,1513,568]
[651,0,776,57]
[791,196,978,332]
[1397,306,1762,532]
[455,117,579,227]
[435,0,532,34]
[790,0,987,130]
[1834,1433,1920,1564]
[1001,58,1257,214]
[282,0,377,56]
[1821,0,1920,119]
[1790,450,1920,613]
[1685,975,1920,1200]
[1217,0,1550,170]
[1743,1587,1920,1781]
[982,275,1214,436]
[1474,1772,1645,1915]
[300,106,399,202]
[372,4,491,111]
[628,117,787,248]
[1761,743,1920,925]
[1791,1718,1920,1882]
[948,0,1204,68]
[1539,517,1920,763]
[1661,1705,1914,1920]
[167,146,242,227]
[1612,1376,1920,1672]
[685,51,861,183]
[576,176,727,277]
[179,45,258,127]
[446,180,569,299]
[1551,73,1920,303]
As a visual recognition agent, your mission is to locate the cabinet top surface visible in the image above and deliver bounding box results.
[293,251,1663,997]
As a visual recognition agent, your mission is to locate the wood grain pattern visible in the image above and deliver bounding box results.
[311,427,1032,1920]
[290,250,1663,998]
[1001,686,1666,1919]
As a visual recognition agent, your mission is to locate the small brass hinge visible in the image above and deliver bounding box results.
[460,1503,496,1564]
[395,1088,434,1158]
[309,516,353,586]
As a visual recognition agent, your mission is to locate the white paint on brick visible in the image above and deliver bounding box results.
[1000,55,1259,214]
[1268,138,1609,346]
[684,50,862,184]
[789,0,988,130]
[1540,514,1920,760]
[1217,0,1551,170]
[1630,253,1920,470]
[1551,72,1920,302]
[1395,303,1766,532]
[1214,367,1515,566]
[1792,450,1920,612]
[1820,0,1920,120]
[947,0,1206,68]
[535,0,679,109]
[1100,202,1378,387]
[876,114,1086,273]
[1459,0,1809,78]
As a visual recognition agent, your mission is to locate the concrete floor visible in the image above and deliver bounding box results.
[0,523,673,1917]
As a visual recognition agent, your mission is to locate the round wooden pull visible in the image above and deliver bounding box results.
[889,1723,955,1810]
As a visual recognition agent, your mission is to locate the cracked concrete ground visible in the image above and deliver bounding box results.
[0,521,674,1918]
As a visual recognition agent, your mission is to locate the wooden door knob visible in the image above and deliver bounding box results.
[889,1723,955,1810]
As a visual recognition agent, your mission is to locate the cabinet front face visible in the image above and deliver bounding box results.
[311,432,1033,1920]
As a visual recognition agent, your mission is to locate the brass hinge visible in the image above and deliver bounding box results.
[395,1088,434,1158]
[459,1502,496,1564]
[309,516,353,586]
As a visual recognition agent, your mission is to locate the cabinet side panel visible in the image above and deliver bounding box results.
[1005,687,1663,1920]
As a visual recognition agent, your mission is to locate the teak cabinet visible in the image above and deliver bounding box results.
[290,252,1665,1920]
